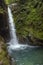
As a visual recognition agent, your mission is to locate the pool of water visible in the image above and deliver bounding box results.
[10,47,43,65]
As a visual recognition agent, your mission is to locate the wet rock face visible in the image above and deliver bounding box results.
[0,0,10,42]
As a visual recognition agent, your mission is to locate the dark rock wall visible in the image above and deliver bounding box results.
[0,0,10,42]
[0,1,12,65]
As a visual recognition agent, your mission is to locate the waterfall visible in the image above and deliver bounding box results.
[8,6,38,51]
[8,7,18,45]
[7,6,29,50]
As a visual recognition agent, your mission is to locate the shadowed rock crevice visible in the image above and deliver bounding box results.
[0,0,10,42]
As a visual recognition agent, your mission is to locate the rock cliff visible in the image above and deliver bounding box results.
[0,0,11,65]
[0,0,10,42]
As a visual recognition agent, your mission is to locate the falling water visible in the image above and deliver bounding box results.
[8,6,38,51]
[8,6,18,45]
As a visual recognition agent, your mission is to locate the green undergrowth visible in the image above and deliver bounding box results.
[12,0,43,40]
[0,36,10,65]
[5,0,15,4]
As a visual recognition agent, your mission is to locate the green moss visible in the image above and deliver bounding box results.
[0,6,6,14]
[5,0,15,4]
[11,0,43,40]
[0,7,4,13]
[0,36,10,65]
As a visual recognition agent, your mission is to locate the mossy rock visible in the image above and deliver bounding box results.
[0,36,10,65]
